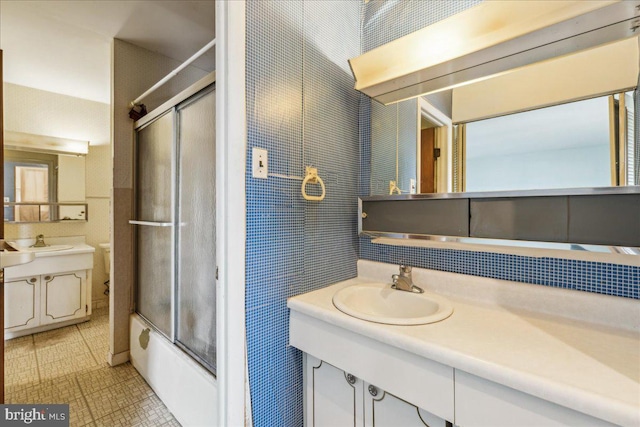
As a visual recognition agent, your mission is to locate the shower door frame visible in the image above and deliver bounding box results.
[131,73,217,373]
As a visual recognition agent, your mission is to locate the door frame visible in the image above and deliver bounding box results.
[419,98,453,193]
[216,2,249,426]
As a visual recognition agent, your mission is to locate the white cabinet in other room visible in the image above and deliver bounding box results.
[40,271,87,325]
[4,276,40,331]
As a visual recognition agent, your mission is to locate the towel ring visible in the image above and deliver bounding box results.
[301,166,326,202]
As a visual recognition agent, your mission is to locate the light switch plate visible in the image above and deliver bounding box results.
[410,179,417,194]
[252,147,268,179]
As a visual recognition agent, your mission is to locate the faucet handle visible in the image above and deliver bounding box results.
[399,265,412,274]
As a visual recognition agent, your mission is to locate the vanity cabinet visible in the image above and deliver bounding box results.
[39,271,87,325]
[4,276,40,331]
[454,371,618,427]
[305,354,450,427]
[5,270,89,336]
[4,245,94,339]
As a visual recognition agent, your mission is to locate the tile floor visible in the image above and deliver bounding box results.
[4,307,181,427]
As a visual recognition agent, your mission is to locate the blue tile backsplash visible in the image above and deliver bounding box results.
[360,238,640,299]
[246,1,639,426]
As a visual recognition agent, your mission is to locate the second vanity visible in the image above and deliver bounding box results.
[288,260,640,427]
[4,236,95,339]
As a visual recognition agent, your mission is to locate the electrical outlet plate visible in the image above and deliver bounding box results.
[252,147,268,179]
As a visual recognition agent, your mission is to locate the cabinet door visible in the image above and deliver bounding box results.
[4,276,39,331]
[364,383,451,427]
[40,271,87,325]
[305,354,364,427]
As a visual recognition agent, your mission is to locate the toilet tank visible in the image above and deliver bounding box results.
[98,243,110,274]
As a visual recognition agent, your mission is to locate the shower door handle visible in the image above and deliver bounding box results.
[129,220,173,227]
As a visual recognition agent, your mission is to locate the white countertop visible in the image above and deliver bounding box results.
[288,261,640,426]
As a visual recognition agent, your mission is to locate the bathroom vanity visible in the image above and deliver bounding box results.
[288,260,639,427]
[3,238,95,339]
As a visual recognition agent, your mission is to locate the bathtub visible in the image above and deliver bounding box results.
[130,313,218,426]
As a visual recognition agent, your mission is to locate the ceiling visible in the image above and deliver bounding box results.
[0,0,215,104]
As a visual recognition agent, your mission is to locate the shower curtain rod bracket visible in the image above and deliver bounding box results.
[128,37,217,119]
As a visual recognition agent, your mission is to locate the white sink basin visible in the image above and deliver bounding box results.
[332,283,453,325]
[0,250,36,269]
[7,243,74,253]
[23,245,74,252]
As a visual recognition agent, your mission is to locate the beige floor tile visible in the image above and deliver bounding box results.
[39,352,98,380]
[5,335,36,360]
[34,325,84,348]
[6,373,82,403]
[94,396,177,427]
[76,362,138,395]
[70,396,95,427]
[5,353,40,392]
[36,341,93,364]
[91,307,109,317]
[6,351,38,373]
[161,419,183,427]
[5,307,181,427]
[85,376,154,419]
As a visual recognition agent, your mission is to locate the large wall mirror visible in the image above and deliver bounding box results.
[369,36,640,196]
[3,131,88,223]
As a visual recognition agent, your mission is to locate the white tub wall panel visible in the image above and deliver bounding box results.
[130,314,218,427]
[290,310,454,421]
[455,370,618,427]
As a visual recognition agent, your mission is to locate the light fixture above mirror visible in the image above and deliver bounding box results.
[349,0,639,105]
[4,131,89,156]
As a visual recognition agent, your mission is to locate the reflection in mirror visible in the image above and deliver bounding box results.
[460,91,637,192]
[4,150,57,221]
[370,101,417,196]
[3,131,88,223]
[369,37,640,196]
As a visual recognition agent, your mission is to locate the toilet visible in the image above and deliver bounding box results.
[98,243,110,295]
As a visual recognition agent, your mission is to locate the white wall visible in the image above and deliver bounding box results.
[3,83,111,308]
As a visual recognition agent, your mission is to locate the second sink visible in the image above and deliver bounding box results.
[332,282,453,325]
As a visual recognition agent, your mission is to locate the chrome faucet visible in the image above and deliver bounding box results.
[31,234,48,248]
[391,265,424,293]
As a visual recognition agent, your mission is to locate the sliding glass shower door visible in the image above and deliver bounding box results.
[175,87,216,370]
[132,84,216,373]
[134,111,175,338]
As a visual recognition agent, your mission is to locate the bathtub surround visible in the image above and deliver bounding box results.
[111,39,209,367]
[245,1,360,425]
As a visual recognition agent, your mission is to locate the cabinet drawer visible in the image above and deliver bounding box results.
[455,370,617,427]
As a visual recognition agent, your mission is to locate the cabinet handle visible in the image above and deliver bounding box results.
[44,276,52,281]
[29,277,37,283]
[346,373,356,385]
[368,385,378,396]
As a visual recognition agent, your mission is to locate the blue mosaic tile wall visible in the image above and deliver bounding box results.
[360,238,640,299]
[359,0,640,301]
[246,1,360,426]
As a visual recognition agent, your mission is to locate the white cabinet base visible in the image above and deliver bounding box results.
[455,370,617,427]
[5,316,90,340]
[304,354,451,427]
[5,269,92,340]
